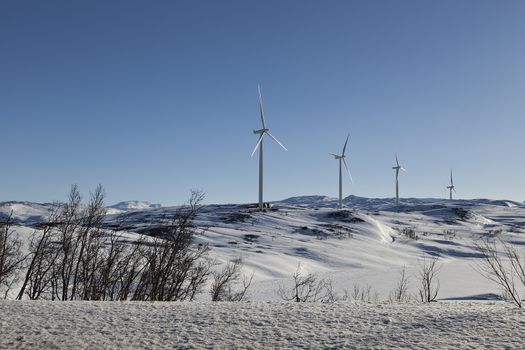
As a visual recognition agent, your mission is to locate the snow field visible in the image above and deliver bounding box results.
[1,301,523,349]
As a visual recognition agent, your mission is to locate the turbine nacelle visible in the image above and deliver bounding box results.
[393,154,406,172]
[253,128,269,135]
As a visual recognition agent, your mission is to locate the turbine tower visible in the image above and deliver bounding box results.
[446,169,456,200]
[330,134,353,209]
[392,154,406,205]
[251,85,287,210]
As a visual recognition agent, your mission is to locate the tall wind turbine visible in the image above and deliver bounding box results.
[330,134,353,209]
[251,85,287,210]
[446,169,456,200]
[392,154,406,205]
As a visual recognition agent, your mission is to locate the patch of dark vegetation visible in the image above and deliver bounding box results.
[483,229,503,240]
[228,241,238,245]
[326,210,364,223]
[294,247,309,256]
[223,212,253,224]
[443,229,457,240]
[243,234,259,242]
[397,227,419,240]
[31,221,61,229]
[453,208,471,221]
[321,224,353,239]
[136,225,173,238]
[297,224,353,240]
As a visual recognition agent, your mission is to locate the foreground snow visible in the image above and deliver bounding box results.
[0,301,523,349]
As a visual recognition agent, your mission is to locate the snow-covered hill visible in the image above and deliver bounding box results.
[2,195,525,300]
[107,200,162,211]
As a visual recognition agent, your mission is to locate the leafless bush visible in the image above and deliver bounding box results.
[278,264,339,303]
[475,239,524,308]
[16,187,212,302]
[210,258,253,301]
[388,266,411,303]
[0,213,25,298]
[399,227,419,240]
[486,229,503,240]
[17,211,61,300]
[131,190,211,301]
[417,257,441,302]
[443,229,457,241]
[351,283,379,302]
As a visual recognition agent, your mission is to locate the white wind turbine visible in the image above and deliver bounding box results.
[392,154,406,205]
[446,169,456,200]
[251,85,287,210]
[330,134,353,209]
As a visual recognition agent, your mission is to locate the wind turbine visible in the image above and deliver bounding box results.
[446,169,456,200]
[392,154,406,205]
[330,134,353,209]
[251,85,287,210]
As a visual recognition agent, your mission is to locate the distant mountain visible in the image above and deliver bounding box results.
[107,201,162,211]
[278,195,337,207]
[0,201,54,224]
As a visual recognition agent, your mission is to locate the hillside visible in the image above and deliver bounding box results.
[2,195,525,300]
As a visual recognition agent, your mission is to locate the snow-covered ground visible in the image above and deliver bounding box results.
[2,195,525,300]
[0,301,523,349]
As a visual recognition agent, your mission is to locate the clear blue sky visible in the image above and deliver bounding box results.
[1,0,524,205]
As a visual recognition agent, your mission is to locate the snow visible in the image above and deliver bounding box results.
[2,196,524,347]
[107,200,162,211]
[0,201,53,224]
[0,301,523,349]
[3,195,525,301]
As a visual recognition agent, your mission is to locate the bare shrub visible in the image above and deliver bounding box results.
[351,283,379,302]
[131,190,211,301]
[210,258,253,301]
[17,212,61,300]
[399,227,419,240]
[0,213,25,298]
[388,266,410,303]
[417,257,441,302]
[443,229,457,241]
[475,239,524,308]
[278,264,339,303]
[16,187,212,302]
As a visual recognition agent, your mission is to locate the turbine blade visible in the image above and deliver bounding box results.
[342,134,349,156]
[396,154,400,167]
[401,167,407,172]
[258,85,266,129]
[450,169,454,186]
[266,131,288,151]
[329,153,339,158]
[251,134,264,157]
[342,157,353,183]
[453,187,457,193]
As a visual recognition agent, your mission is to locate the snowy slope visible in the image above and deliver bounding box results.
[2,196,525,300]
[0,201,54,224]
